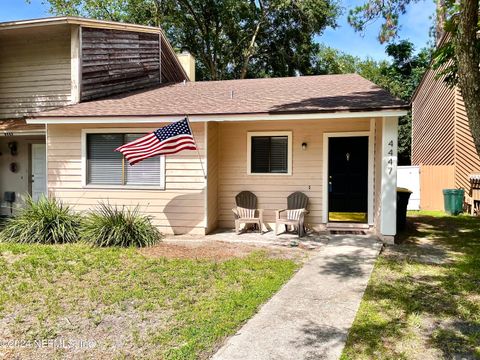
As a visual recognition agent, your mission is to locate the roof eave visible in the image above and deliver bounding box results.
[27,108,409,124]
[0,16,162,34]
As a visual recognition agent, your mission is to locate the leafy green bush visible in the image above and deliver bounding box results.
[81,203,162,247]
[0,196,80,244]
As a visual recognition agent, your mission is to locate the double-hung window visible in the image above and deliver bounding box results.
[248,131,292,175]
[86,133,165,188]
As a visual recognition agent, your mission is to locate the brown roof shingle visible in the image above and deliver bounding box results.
[33,74,408,118]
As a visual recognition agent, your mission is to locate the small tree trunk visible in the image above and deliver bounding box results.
[240,21,262,79]
[454,0,480,156]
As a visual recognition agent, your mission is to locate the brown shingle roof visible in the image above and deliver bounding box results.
[33,74,408,118]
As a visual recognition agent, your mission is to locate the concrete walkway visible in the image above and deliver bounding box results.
[211,235,382,360]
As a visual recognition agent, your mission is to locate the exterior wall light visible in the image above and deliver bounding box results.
[301,142,307,151]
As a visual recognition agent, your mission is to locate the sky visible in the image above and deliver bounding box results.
[320,0,437,60]
[1,0,436,61]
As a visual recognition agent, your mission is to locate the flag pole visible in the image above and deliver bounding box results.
[186,115,206,179]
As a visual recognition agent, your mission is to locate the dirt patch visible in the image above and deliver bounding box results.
[1,251,26,265]
[139,240,311,262]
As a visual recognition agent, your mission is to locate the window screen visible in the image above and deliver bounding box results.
[87,133,163,186]
[251,136,288,173]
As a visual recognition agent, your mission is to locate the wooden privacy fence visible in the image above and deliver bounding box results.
[419,165,455,211]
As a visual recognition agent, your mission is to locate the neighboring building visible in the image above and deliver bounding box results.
[411,38,480,210]
[28,74,408,242]
[0,17,191,214]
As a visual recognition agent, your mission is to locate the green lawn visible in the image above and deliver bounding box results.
[342,211,480,359]
[0,243,299,359]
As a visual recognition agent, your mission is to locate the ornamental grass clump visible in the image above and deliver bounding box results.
[81,203,162,247]
[0,196,80,244]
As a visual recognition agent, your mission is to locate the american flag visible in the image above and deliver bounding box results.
[116,118,197,165]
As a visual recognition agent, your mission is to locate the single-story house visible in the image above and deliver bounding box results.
[26,74,408,243]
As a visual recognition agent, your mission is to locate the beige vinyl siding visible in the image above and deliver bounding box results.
[206,122,219,233]
[0,25,71,119]
[217,118,371,229]
[411,67,456,166]
[47,123,206,235]
[454,87,480,191]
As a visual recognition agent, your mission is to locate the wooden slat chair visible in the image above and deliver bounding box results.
[232,191,264,234]
[464,193,479,216]
[468,173,480,216]
[275,191,309,237]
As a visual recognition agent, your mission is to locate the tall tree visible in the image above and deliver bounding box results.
[39,0,340,80]
[348,0,480,156]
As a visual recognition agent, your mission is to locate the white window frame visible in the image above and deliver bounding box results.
[247,131,293,176]
[81,128,166,190]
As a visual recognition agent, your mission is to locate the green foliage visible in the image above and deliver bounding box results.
[0,196,80,244]
[81,203,163,247]
[346,0,480,158]
[41,0,340,80]
[313,41,431,164]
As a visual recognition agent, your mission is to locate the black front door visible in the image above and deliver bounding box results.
[328,136,368,223]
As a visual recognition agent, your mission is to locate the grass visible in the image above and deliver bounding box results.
[342,211,480,359]
[0,243,299,359]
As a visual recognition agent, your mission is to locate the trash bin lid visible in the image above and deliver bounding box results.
[397,187,412,193]
[443,189,465,195]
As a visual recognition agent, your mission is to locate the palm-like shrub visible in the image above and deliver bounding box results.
[81,203,162,247]
[0,196,80,244]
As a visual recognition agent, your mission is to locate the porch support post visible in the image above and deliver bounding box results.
[380,116,398,243]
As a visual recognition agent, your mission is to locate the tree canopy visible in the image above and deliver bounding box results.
[41,0,340,80]
[348,0,480,157]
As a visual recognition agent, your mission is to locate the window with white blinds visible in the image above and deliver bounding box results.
[248,132,292,175]
[86,133,165,187]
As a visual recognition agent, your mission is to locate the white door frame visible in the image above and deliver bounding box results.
[31,143,47,201]
[322,130,374,224]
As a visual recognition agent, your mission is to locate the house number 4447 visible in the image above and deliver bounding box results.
[387,140,394,175]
